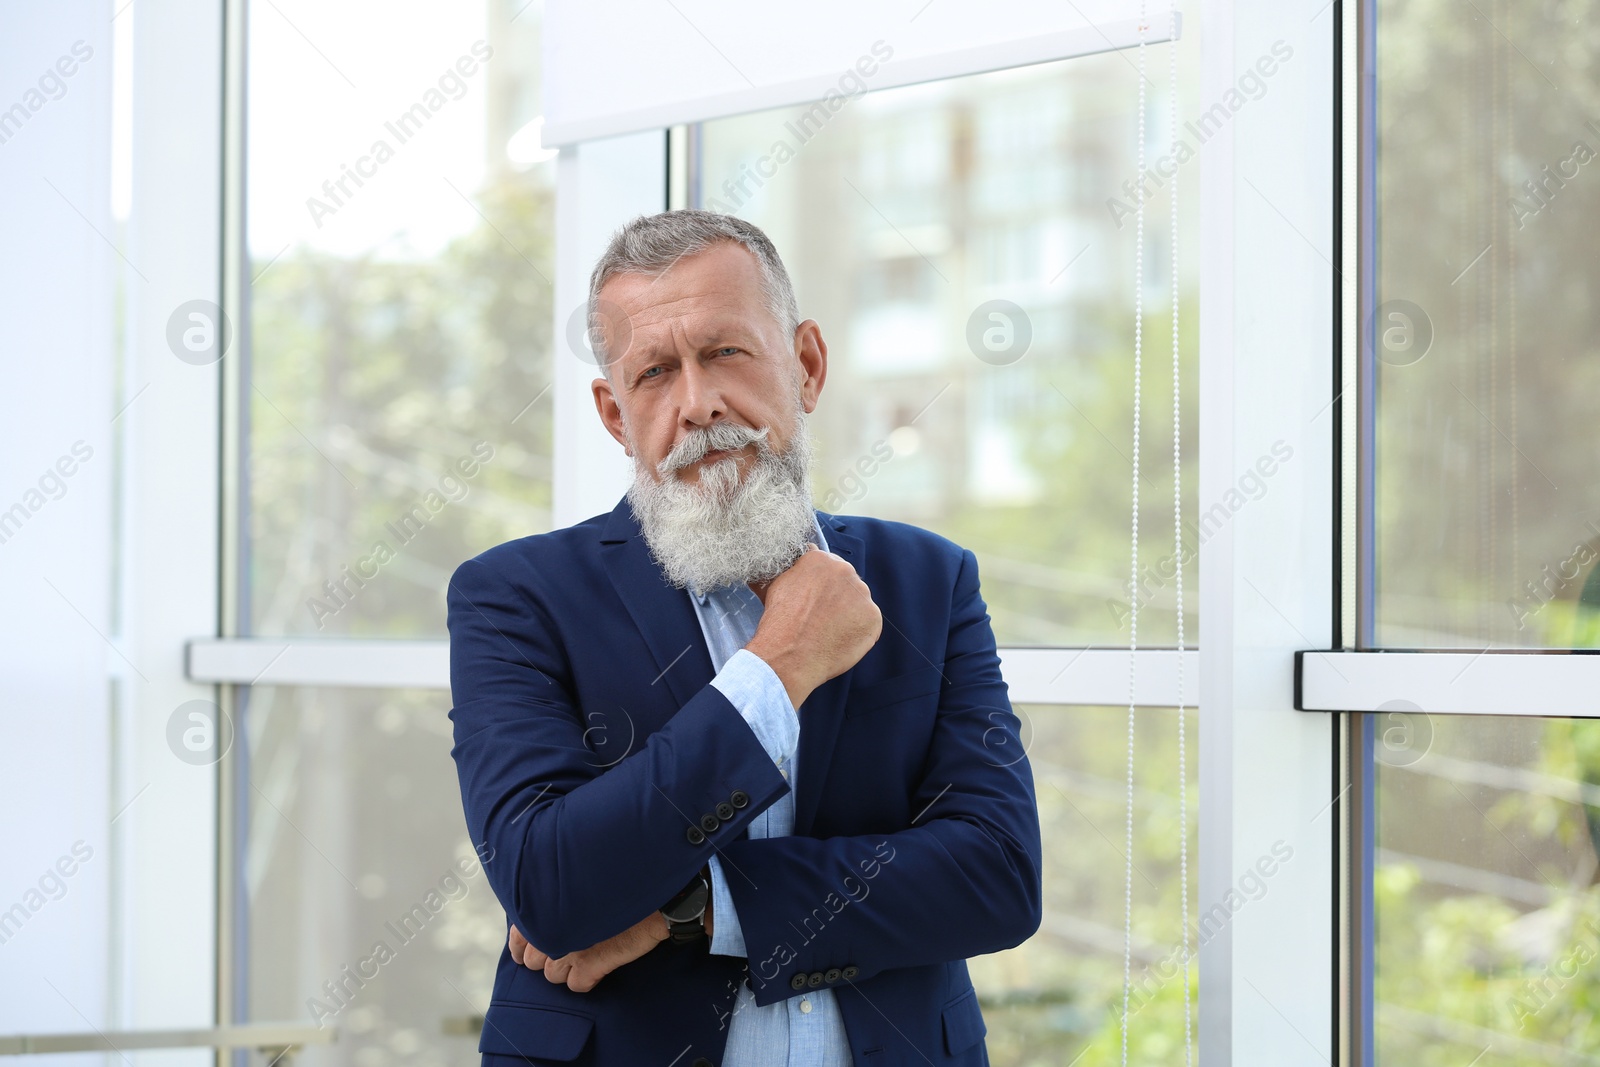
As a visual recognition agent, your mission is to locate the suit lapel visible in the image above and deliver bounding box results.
[595,497,865,839]
[598,498,715,711]
[793,512,864,838]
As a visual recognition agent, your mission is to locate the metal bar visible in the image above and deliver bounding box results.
[998,648,1199,707]
[1297,649,1600,716]
[1196,0,1237,1051]
[0,1025,333,1056]
[187,638,451,690]
[218,0,249,1054]
[186,638,1198,707]
[1349,707,1376,1067]
[1354,0,1379,650]
[1336,0,1359,654]
[666,126,691,210]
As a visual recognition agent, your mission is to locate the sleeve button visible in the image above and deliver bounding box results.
[841,966,859,980]
[790,973,809,991]
[686,825,706,845]
[825,968,842,983]
[730,789,750,808]
[715,801,735,820]
[807,971,824,988]
[700,813,720,833]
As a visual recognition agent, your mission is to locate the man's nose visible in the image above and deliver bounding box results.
[675,358,725,428]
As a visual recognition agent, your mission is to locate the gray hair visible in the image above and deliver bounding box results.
[587,210,801,374]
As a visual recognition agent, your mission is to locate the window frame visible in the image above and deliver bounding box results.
[1317,0,1600,1061]
[186,2,1356,1062]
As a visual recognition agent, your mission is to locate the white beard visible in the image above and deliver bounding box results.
[626,413,816,593]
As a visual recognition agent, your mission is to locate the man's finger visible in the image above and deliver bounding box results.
[544,954,575,987]
[569,972,601,993]
[547,938,632,993]
[749,544,814,602]
[509,925,548,970]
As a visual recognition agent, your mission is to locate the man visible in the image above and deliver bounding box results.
[447,210,1041,1066]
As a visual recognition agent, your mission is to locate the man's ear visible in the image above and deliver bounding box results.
[794,320,828,414]
[592,376,632,456]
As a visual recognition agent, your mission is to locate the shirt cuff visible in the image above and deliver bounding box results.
[706,854,747,957]
[709,648,799,767]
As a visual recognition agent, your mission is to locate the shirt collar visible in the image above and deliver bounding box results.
[691,512,830,604]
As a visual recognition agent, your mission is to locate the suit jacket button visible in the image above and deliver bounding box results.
[700,812,720,833]
[807,971,824,988]
[790,973,809,991]
[730,789,750,808]
[715,801,735,820]
[825,968,842,983]
[841,965,859,980]
[686,825,706,845]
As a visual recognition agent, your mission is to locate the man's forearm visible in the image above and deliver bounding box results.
[720,816,1040,1006]
[459,680,790,959]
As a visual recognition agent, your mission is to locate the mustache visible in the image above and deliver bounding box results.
[657,421,773,476]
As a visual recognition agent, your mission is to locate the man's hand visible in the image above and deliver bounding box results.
[746,545,882,710]
[507,894,714,991]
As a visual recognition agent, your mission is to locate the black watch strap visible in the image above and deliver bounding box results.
[666,915,704,943]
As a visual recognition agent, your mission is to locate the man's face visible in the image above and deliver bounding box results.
[591,241,827,486]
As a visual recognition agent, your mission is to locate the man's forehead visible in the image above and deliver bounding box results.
[604,243,760,305]
[618,307,764,366]
[620,289,752,331]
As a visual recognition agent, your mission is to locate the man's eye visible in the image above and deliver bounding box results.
[640,366,664,380]
[715,347,739,357]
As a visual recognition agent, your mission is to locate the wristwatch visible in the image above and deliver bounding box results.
[660,867,711,944]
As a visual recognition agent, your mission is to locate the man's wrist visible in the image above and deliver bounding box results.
[743,636,814,710]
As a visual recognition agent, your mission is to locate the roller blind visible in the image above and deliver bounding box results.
[541,0,1177,145]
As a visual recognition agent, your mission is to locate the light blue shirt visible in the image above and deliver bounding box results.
[693,515,854,1067]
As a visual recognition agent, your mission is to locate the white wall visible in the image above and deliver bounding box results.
[0,0,222,1055]
[0,0,117,1040]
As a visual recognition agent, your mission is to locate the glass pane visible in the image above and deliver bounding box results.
[245,0,553,638]
[972,704,1199,1064]
[1372,1,1600,648]
[1372,712,1600,1064]
[695,38,1202,647]
[243,686,503,1062]
[242,691,1199,1063]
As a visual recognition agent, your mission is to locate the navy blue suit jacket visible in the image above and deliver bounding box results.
[446,496,1042,1066]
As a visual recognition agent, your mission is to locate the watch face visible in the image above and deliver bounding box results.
[663,880,709,922]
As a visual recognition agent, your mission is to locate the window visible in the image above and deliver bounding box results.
[1371,714,1600,1061]
[972,706,1197,1065]
[237,3,548,1058]
[246,0,553,639]
[694,45,1199,648]
[1370,0,1600,651]
[692,32,1204,1062]
[1363,1,1600,1061]
[240,687,501,1063]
